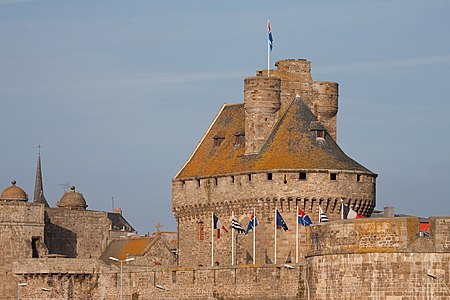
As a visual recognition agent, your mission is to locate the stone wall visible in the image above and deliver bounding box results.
[14,259,304,300]
[173,170,376,267]
[306,217,450,299]
[257,59,339,139]
[0,202,45,299]
[45,208,110,259]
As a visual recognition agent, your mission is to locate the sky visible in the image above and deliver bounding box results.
[1,0,449,233]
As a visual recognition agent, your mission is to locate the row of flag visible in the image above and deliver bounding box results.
[214,201,361,235]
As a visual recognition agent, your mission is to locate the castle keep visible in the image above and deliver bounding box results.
[172,59,377,267]
[1,59,449,299]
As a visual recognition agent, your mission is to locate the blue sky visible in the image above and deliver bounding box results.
[1,0,449,233]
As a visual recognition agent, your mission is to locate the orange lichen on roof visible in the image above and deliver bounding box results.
[175,97,373,179]
[105,237,154,261]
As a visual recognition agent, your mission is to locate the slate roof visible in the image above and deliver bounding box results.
[108,212,136,232]
[175,96,374,179]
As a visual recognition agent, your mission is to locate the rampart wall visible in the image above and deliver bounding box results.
[14,260,304,300]
[0,202,45,299]
[45,208,110,259]
[306,217,450,299]
[173,170,376,267]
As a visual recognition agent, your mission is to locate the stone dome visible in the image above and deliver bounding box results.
[0,180,28,201]
[57,186,87,210]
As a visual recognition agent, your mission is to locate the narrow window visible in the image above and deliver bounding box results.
[330,173,337,181]
[214,177,218,186]
[357,174,361,182]
[31,237,39,258]
[199,222,204,240]
[267,173,273,181]
[181,180,185,187]
[231,176,235,184]
[299,172,307,180]
[196,179,201,187]
[284,174,287,184]
[248,174,252,181]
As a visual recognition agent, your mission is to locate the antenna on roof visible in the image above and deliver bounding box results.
[112,196,114,212]
[58,182,70,192]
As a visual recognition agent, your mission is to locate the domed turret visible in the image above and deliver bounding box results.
[57,186,87,210]
[0,180,28,201]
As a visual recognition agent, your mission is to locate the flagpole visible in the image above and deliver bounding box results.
[267,19,270,77]
[318,206,321,223]
[211,212,214,267]
[253,208,256,264]
[232,211,235,266]
[274,208,277,264]
[296,206,299,264]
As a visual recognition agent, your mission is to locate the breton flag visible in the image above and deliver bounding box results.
[213,214,228,233]
[298,208,313,226]
[341,200,362,219]
[276,209,289,231]
[268,20,273,51]
[319,206,329,223]
[245,211,258,234]
[232,218,246,234]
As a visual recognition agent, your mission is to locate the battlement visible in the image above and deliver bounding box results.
[307,217,450,257]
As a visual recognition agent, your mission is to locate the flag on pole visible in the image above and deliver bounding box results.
[268,20,273,51]
[276,209,289,231]
[213,214,228,233]
[341,200,362,219]
[319,206,329,223]
[232,218,246,233]
[245,211,258,234]
[298,208,313,226]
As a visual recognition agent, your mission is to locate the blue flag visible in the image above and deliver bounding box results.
[268,20,273,51]
[245,211,258,234]
[276,209,288,231]
[298,208,312,226]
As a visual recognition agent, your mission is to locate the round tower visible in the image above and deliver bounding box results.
[244,76,281,155]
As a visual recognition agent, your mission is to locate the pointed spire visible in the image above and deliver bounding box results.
[34,145,49,207]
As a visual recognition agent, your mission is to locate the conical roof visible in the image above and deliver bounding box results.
[175,96,374,179]
[33,149,49,207]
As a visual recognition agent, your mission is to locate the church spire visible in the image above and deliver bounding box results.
[34,145,49,207]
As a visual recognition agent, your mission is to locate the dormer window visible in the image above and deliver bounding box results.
[234,131,245,146]
[213,135,224,148]
[316,130,325,139]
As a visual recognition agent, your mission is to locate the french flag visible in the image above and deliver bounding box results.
[268,20,273,51]
[298,208,312,226]
[341,200,362,219]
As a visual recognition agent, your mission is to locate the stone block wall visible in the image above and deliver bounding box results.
[45,208,110,259]
[173,170,376,267]
[0,202,45,299]
[257,59,339,139]
[14,260,304,300]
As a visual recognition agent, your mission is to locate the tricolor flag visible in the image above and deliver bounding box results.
[298,208,313,226]
[276,209,289,231]
[213,214,228,233]
[232,218,245,234]
[319,206,329,223]
[341,200,362,219]
[245,211,258,234]
[268,20,273,51]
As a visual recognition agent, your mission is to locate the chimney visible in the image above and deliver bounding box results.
[384,206,395,218]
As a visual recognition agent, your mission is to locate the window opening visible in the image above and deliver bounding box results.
[267,173,273,181]
[299,172,307,180]
[330,173,337,181]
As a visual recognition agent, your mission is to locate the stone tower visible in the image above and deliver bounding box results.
[172,59,377,268]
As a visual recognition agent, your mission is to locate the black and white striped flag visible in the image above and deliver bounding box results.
[319,206,329,223]
[232,218,245,233]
